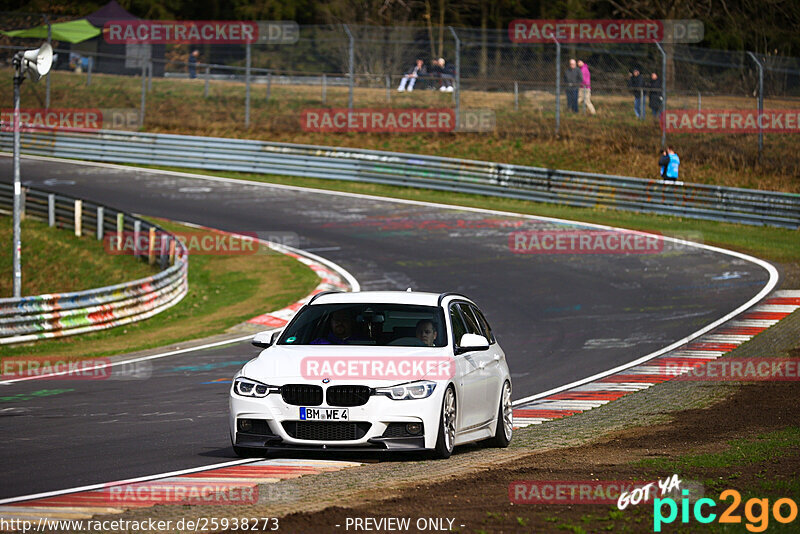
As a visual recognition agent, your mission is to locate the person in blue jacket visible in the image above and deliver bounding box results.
[666,146,680,181]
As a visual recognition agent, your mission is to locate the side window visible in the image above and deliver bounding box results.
[449,305,468,346]
[457,303,482,336]
[470,305,495,344]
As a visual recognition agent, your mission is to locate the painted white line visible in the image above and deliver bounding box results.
[4,154,781,406]
[0,459,257,506]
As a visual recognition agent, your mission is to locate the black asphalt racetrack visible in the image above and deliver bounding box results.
[0,156,774,499]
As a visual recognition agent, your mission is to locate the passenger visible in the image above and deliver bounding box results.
[416,319,438,346]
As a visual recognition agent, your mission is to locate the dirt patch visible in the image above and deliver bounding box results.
[274,381,800,533]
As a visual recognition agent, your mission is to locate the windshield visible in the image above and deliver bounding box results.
[277,304,447,347]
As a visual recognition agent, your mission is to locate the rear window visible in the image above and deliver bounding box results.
[278,303,447,347]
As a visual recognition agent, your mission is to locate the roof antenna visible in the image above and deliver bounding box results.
[406,287,412,292]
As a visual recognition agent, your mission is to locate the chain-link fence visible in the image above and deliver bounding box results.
[2,21,799,170]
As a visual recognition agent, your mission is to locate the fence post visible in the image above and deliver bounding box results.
[160,235,169,269]
[48,194,55,227]
[44,14,51,109]
[343,25,354,110]
[148,226,156,265]
[204,65,210,98]
[697,91,701,110]
[448,27,461,129]
[74,199,82,237]
[266,70,272,102]
[554,37,561,136]
[140,62,146,128]
[116,213,124,252]
[245,43,251,127]
[655,42,667,147]
[148,60,153,92]
[513,81,519,110]
[169,238,176,265]
[96,206,104,240]
[386,74,391,103]
[322,73,327,104]
[640,88,644,120]
[746,51,764,162]
[86,55,92,86]
[133,219,141,258]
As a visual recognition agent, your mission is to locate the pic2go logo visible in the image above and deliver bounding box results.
[653,489,798,532]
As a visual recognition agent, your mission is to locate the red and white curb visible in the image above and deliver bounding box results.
[0,459,361,523]
[511,290,800,427]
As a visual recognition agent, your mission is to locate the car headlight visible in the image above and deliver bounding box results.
[233,377,279,398]
[374,381,436,400]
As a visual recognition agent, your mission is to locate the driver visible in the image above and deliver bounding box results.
[415,319,438,346]
[311,310,361,345]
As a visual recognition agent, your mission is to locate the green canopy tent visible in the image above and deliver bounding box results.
[2,19,100,44]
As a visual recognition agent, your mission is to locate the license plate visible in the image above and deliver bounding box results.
[299,407,349,421]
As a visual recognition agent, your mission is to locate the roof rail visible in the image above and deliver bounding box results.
[307,290,341,305]
[437,292,469,306]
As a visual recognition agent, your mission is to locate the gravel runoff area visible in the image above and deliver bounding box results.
[69,292,800,534]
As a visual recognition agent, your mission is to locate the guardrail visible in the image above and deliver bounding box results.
[0,182,188,345]
[1,129,798,228]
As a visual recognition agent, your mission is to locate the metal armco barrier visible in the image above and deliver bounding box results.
[0,182,188,345]
[1,130,799,228]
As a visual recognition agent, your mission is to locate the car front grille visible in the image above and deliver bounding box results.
[326,385,372,407]
[281,384,323,406]
[282,421,371,441]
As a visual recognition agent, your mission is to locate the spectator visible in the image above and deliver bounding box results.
[628,68,645,118]
[69,52,83,73]
[666,146,680,182]
[188,50,199,79]
[439,58,455,92]
[658,149,670,179]
[648,72,663,118]
[398,58,427,92]
[564,58,581,112]
[577,60,596,115]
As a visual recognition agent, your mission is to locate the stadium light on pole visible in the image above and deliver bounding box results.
[11,42,52,298]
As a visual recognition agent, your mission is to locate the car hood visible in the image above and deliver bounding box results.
[239,344,453,386]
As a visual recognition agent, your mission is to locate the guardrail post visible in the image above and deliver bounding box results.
[245,44,251,127]
[74,200,82,237]
[96,206,104,240]
[204,65,210,98]
[322,73,327,104]
[746,51,764,163]
[116,212,124,252]
[343,25,354,110]
[148,226,157,265]
[133,219,141,258]
[160,235,169,269]
[48,194,55,227]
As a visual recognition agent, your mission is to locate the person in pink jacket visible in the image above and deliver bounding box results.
[577,60,597,115]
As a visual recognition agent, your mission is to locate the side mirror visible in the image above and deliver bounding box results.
[456,333,489,354]
[251,331,277,349]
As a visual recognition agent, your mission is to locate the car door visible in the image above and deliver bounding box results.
[453,302,495,429]
[467,303,504,420]
[450,303,484,431]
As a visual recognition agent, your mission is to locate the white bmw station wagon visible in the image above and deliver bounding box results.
[229,291,512,459]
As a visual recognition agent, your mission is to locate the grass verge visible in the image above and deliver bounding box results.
[0,217,320,361]
[0,215,157,297]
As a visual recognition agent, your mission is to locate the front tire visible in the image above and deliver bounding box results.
[432,385,457,459]
[486,381,512,448]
